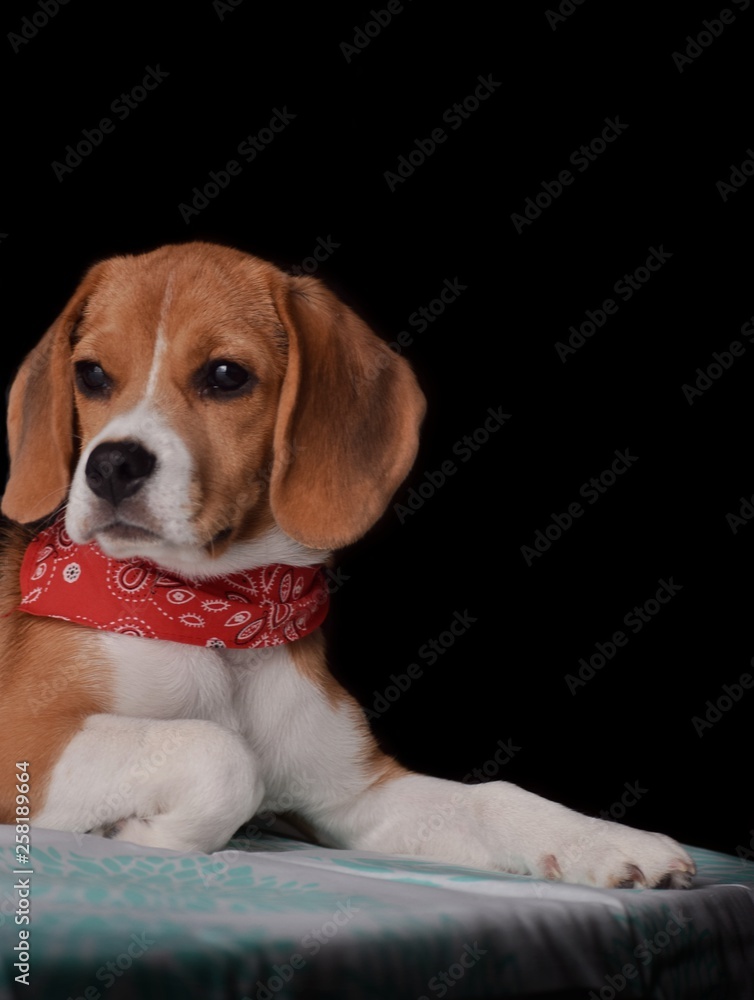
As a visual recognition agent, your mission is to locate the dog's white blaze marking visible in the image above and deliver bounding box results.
[144,273,174,402]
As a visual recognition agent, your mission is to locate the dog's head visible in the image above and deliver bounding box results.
[2,242,425,574]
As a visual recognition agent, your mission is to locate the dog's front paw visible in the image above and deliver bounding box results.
[538,818,696,889]
[470,782,695,889]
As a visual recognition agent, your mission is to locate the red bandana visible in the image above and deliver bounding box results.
[18,515,329,649]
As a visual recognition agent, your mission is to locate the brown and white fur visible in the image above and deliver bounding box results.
[0,242,695,888]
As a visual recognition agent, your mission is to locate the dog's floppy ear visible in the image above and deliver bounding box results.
[270,273,426,550]
[2,265,103,524]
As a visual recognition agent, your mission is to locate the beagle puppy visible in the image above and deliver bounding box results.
[0,242,695,888]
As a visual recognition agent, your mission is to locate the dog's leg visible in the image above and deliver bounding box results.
[323,772,696,889]
[252,645,695,888]
[35,714,263,852]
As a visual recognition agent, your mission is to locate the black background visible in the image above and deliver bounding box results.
[2,1,753,859]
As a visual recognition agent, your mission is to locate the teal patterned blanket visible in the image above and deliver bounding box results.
[1,826,752,999]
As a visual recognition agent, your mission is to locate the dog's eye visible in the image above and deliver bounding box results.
[202,361,255,396]
[75,361,111,395]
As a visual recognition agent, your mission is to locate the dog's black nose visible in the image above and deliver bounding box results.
[85,440,156,506]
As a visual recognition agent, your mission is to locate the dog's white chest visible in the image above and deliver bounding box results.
[100,632,269,730]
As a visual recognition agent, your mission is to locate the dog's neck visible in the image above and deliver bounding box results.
[17,513,329,649]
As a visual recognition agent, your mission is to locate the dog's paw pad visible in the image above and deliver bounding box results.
[540,853,563,880]
[653,857,696,889]
[610,863,647,889]
[87,820,124,839]
[604,845,696,890]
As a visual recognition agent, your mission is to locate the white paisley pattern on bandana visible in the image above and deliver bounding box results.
[18,515,329,649]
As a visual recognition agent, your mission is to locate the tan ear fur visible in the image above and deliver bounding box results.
[2,266,102,524]
[270,273,426,550]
